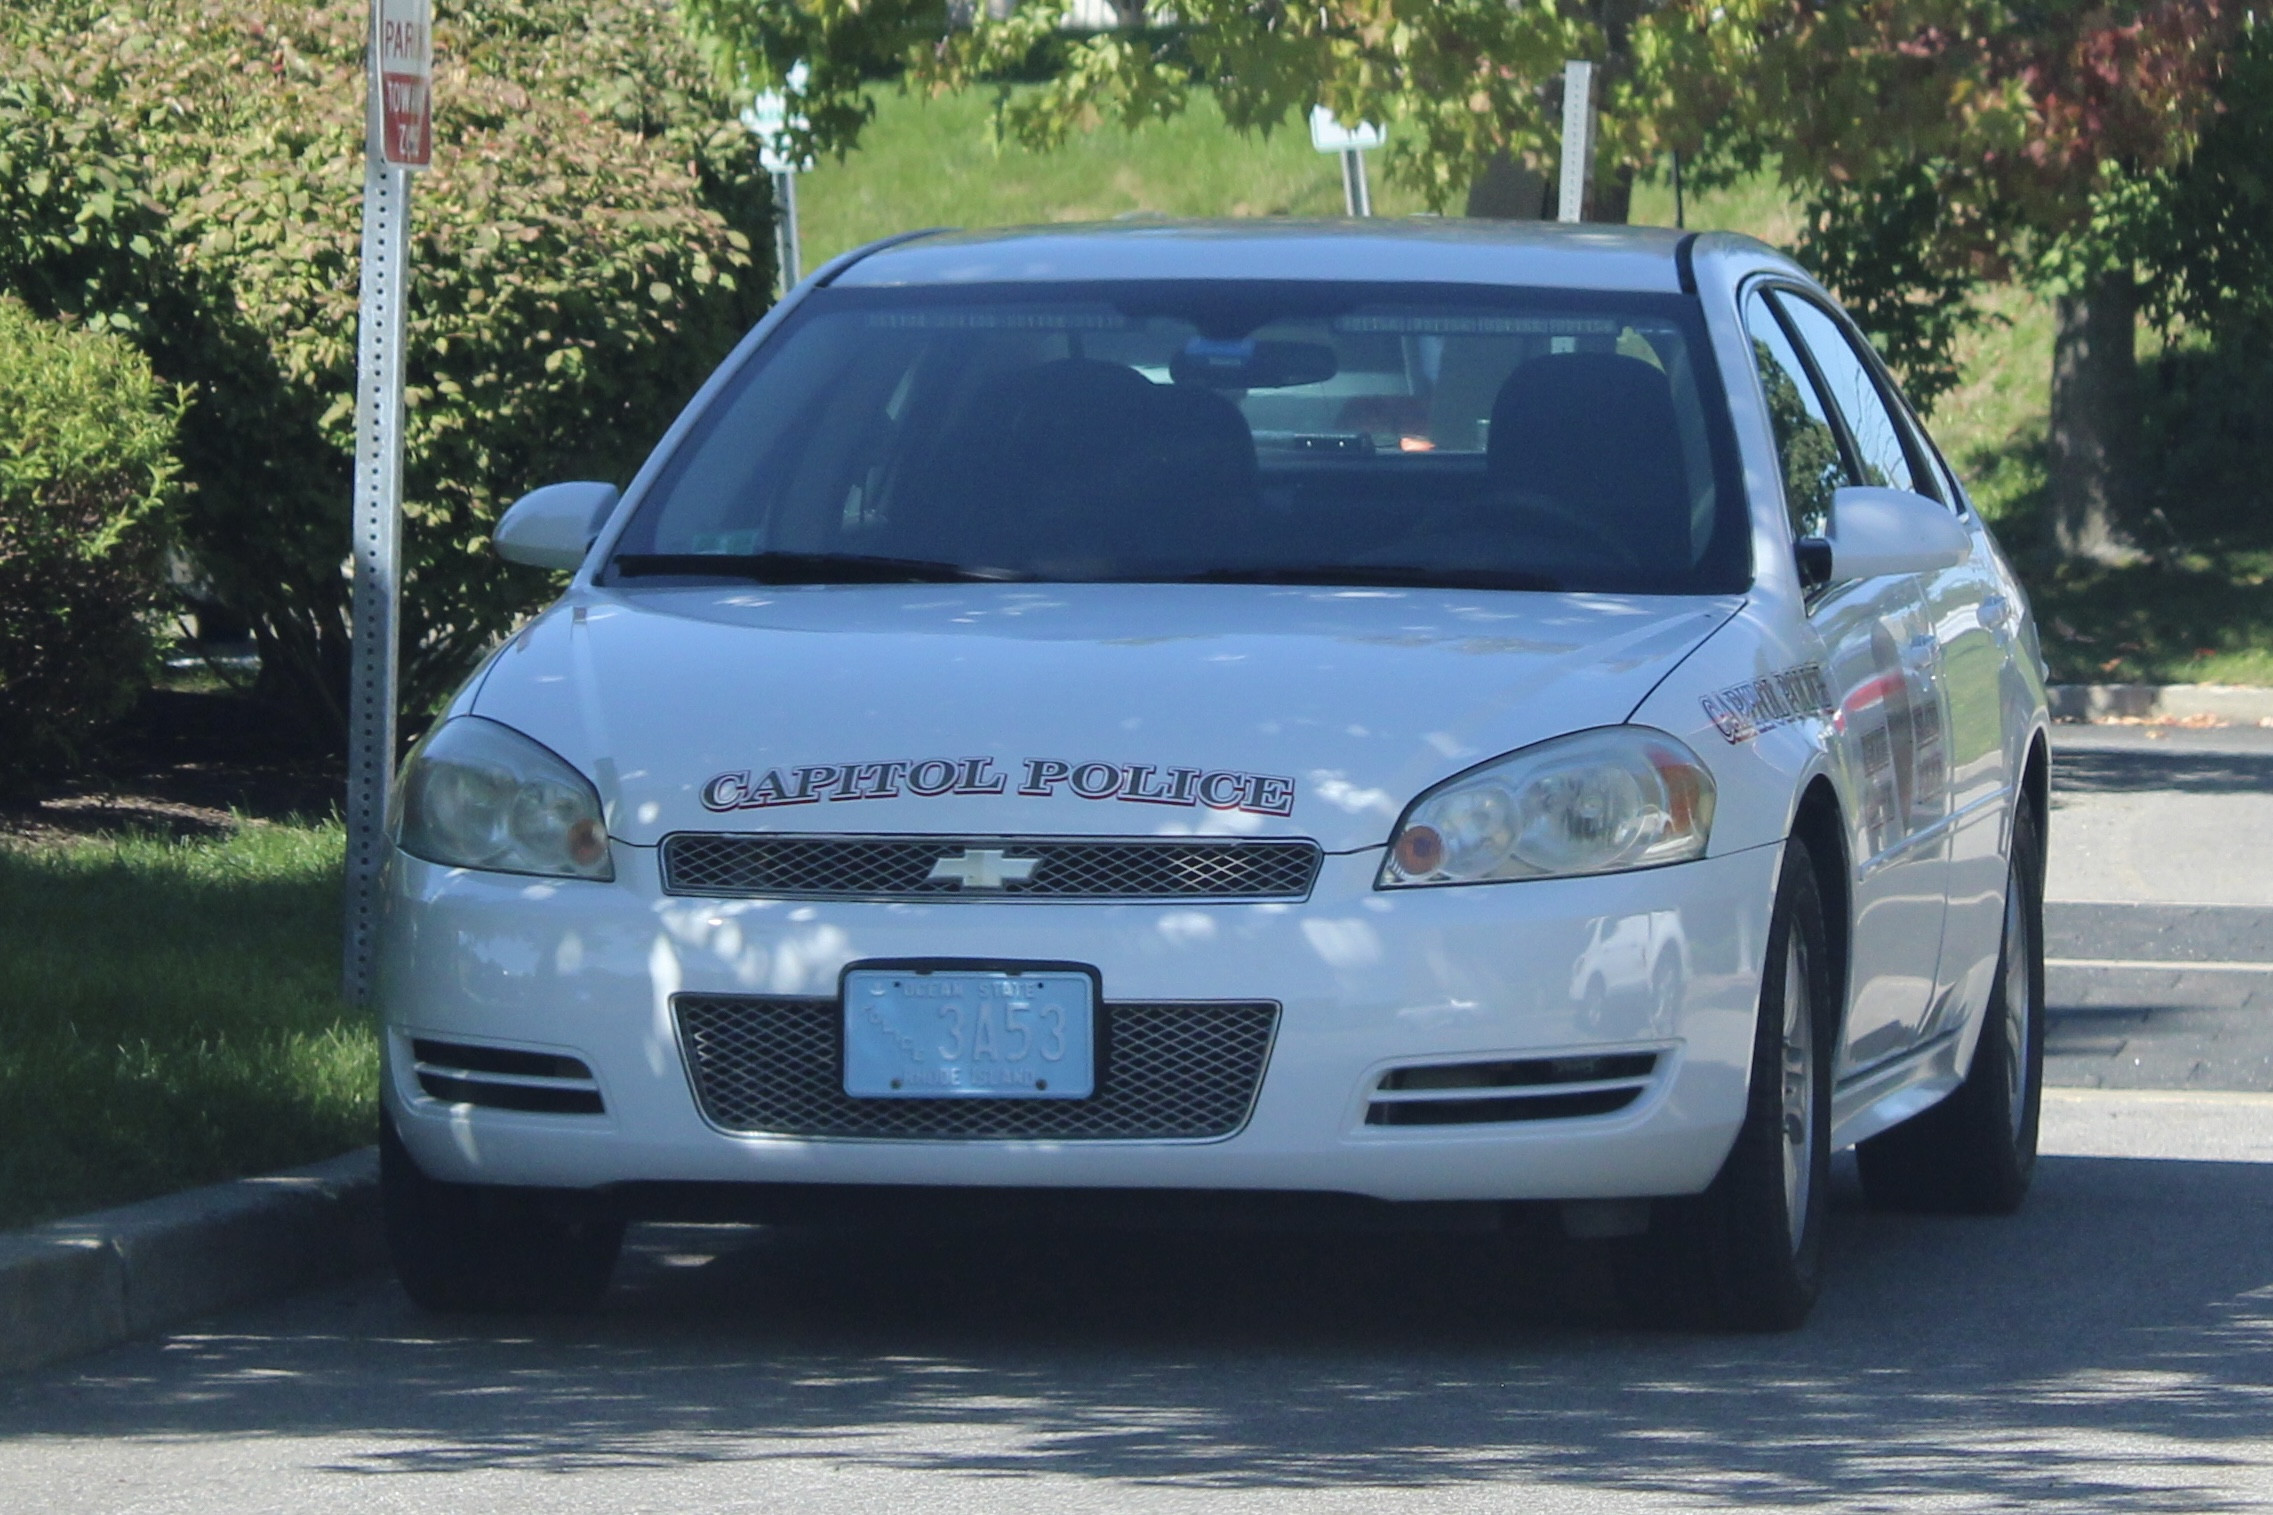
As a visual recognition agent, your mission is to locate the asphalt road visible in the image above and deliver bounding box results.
[2045,724,2273,1092]
[3,724,2268,1513]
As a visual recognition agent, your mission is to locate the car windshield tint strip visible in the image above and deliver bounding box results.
[607,280,1750,597]
[1333,314,1619,335]
[865,309,1133,331]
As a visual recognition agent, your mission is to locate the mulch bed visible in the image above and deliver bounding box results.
[1,689,344,846]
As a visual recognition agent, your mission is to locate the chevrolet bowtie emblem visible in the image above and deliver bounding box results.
[925,848,1040,891]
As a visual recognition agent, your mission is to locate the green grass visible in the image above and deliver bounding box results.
[0,820,375,1230]
[1627,166,1805,247]
[1929,285,2059,506]
[2028,550,2273,686]
[799,87,1431,266]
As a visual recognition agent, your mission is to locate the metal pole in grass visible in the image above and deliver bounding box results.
[772,170,802,289]
[1557,60,1595,224]
[1309,107,1385,218]
[743,64,809,294]
[1340,148,1372,218]
[344,0,431,1005]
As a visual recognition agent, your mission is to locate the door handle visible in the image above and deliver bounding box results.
[1979,593,2011,629]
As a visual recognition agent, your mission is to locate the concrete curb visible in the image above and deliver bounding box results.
[2048,682,2273,724]
[0,1147,381,1377]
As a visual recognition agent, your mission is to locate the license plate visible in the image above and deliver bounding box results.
[842,966,1096,1099]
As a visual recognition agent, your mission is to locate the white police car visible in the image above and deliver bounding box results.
[379,221,2050,1329]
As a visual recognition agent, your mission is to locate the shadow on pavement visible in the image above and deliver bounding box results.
[4,1153,2270,1509]
[2053,745,2273,798]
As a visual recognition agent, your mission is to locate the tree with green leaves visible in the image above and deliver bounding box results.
[2139,11,2273,341]
[677,0,1738,218]
[1,0,775,740]
[0,297,181,794]
[1747,2,2237,562]
[682,0,2239,565]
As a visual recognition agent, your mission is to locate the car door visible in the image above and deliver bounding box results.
[1742,287,1949,1075]
[1772,293,2006,1049]
[1908,445,2019,1040]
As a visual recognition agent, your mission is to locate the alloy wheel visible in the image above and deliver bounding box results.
[1780,932,1815,1254]
[2001,869,2034,1143]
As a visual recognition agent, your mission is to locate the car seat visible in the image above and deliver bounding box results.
[1486,352,1692,573]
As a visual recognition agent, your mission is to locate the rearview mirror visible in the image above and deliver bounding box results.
[493,481,620,571]
[1807,486,1971,584]
[1170,338,1337,390]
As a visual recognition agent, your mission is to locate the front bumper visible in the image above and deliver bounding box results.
[378,843,1782,1203]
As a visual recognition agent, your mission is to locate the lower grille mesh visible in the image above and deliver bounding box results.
[676,995,1278,1140]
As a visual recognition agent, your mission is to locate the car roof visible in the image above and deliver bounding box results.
[826,219,1710,294]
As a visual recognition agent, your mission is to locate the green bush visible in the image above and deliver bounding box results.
[0,297,180,794]
[0,0,774,738]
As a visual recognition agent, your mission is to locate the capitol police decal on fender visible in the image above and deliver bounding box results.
[700,758,1299,817]
[1700,665,1835,744]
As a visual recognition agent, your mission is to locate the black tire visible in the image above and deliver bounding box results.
[1856,804,2046,1214]
[1614,835,1834,1331]
[381,1109,625,1313]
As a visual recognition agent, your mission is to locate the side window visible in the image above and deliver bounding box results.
[1914,418,1973,516]
[1770,293,1927,498]
[1742,291,1842,538]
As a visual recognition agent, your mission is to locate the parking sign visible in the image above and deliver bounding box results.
[374,0,432,169]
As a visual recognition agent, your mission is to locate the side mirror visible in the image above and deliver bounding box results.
[1806,485,1971,584]
[493,481,621,571]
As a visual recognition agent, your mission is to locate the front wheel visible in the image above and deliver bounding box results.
[1856,804,2046,1214]
[381,1110,625,1313]
[1614,834,1833,1331]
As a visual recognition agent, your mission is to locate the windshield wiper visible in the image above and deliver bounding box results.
[609,552,1030,585]
[1178,564,1563,592]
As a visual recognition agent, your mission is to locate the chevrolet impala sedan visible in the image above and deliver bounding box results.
[378,220,2051,1330]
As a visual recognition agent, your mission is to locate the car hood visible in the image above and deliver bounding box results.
[470,583,1739,852]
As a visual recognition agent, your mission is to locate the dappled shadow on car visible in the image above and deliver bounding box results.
[6,1152,2272,1508]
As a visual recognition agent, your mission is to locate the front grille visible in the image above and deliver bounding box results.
[675,995,1278,1140]
[660,834,1322,902]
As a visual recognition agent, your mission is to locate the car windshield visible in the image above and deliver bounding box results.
[604,280,1750,595]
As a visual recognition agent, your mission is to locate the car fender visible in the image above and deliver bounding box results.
[1627,598,1846,865]
[1626,597,1853,1104]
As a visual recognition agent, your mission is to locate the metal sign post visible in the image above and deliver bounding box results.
[1339,148,1373,218]
[1309,106,1385,218]
[1557,60,1595,224]
[742,63,809,294]
[771,170,802,289]
[344,0,430,1004]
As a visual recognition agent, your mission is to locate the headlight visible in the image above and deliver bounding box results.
[1378,727,1715,887]
[396,716,614,880]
